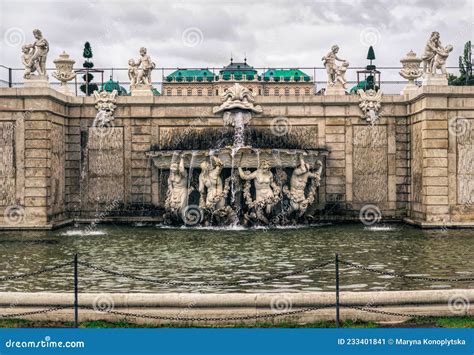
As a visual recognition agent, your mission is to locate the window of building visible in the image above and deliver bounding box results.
[167,89,172,96]
[275,87,280,96]
[284,87,290,96]
[208,89,213,96]
[197,88,202,96]
[295,88,300,96]
[187,88,192,96]
[264,88,269,96]
[305,88,310,96]
[177,88,182,96]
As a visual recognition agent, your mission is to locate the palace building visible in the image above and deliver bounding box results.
[162,58,314,96]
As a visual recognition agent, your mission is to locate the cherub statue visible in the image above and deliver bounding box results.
[23,29,49,76]
[322,45,348,87]
[335,61,349,88]
[21,45,36,79]
[128,59,139,87]
[135,47,156,86]
[432,45,453,76]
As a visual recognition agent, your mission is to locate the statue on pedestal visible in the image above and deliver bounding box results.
[129,47,156,96]
[421,32,453,85]
[322,45,349,95]
[22,29,49,86]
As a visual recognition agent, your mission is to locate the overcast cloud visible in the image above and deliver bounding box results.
[0,0,472,84]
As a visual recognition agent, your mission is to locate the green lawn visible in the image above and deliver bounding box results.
[0,317,473,329]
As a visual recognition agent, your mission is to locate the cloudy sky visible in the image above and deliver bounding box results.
[0,0,472,85]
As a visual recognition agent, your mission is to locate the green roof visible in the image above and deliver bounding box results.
[219,60,257,77]
[166,69,214,82]
[101,77,127,95]
[263,69,311,81]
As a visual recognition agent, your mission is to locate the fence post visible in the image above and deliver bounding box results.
[335,253,340,328]
[8,67,12,88]
[74,254,78,328]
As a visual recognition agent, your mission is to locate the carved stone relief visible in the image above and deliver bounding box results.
[353,126,388,203]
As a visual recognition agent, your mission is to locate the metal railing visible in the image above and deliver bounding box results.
[0,253,472,327]
[0,65,462,95]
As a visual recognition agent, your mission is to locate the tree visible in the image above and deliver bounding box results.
[80,42,99,95]
[448,41,474,86]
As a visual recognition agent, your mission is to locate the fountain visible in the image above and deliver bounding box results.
[147,83,328,227]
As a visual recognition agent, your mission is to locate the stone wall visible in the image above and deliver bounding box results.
[0,86,473,229]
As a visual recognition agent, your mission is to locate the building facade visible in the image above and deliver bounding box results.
[162,59,315,97]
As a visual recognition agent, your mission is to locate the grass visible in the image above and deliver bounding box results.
[0,317,473,329]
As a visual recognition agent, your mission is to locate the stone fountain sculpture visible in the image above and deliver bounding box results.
[164,156,188,223]
[421,32,453,86]
[198,156,234,225]
[358,89,383,125]
[239,161,281,225]
[284,156,323,218]
[149,83,328,227]
[52,51,76,96]
[22,29,49,87]
[92,90,118,127]
[322,45,349,95]
[129,47,156,96]
[213,83,262,147]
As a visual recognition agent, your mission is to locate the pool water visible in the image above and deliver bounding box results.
[0,223,473,293]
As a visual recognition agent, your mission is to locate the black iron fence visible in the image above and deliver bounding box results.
[0,254,472,328]
[0,65,461,95]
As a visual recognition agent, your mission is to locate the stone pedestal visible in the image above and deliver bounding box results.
[422,74,448,86]
[56,85,74,96]
[24,75,49,88]
[324,83,346,95]
[131,84,153,96]
[401,83,421,96]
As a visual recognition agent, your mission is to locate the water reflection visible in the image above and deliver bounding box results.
[0,224,473,293]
